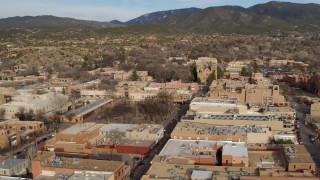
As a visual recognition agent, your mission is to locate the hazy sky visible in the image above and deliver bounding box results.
[1,0,319,22]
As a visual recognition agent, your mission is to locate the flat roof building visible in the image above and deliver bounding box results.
[0,91,69,119]
[0,120,46,149]
[282,145,316,173]
[45,123,164,156]
[31,152,126,180]
[157,139,248,166]
[182,114,292,131]
[65,99,114,123]
[171,122,272,144]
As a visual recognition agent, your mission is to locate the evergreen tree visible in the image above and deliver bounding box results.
[217,66,224,79]
[241,67,251,77]
[190,63,198,82]
[207,72,216,85]
[131,69,139,81]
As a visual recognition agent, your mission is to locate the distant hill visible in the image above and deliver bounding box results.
[1,1,320,34]
[125,7,201,25]
[109,20,125,25]
[159,1,320,33]
[0,15,121,29]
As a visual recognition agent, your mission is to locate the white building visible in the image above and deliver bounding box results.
[0,91,69,119]
[0,158,29,177]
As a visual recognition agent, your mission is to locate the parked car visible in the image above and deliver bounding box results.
[309,135,316,143]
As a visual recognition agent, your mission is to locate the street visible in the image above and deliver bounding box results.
[130,103,189,180]
[294,102,320,173]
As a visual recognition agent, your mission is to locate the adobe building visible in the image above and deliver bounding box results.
[210,76,287,106]
[64,99,114,123]
[226,60,251,72]
[282,145,316,173]
[189,98,247,114]
[0,91,69,119]
[221,143,249,167]
[148,81,199,93]
[67,79,101,98]
[144,150,318,180]
[31,152,126,180]
[112,81,196,103]
[182,114,293,131]
[49,78,73,84]
[310,102,320,122]
[0,120,46,149]
[46,123,104,153]
[45,123,164,156]
[0,87,16,105]
[48,78,74,93]
[113,70,153,81]
[171,122,273,144]
[156,139,249,167]
[195,57,218,84]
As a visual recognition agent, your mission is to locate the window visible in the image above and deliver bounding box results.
[293,165,296,169]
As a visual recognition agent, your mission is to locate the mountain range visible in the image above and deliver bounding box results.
[1,1,320,33]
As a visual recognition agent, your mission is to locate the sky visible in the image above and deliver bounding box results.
[1,0,319,22]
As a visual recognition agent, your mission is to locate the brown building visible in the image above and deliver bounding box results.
[67,79,101,98]
[156,139,249,167]
[116,139,155,155]
[49,78,74,84]
[148,81,199,93]
[221,143,249,167]
[0,87,16,105]
[282,145,316,173]
[45,123,164,156]
[31,152,126,180]
[210,77,286,106]
[144,150,318,180]
[64,99,114,123]
[195,57,218,84]
[0,120,46,149]
[171,122,272,144]
[182,114,293,131]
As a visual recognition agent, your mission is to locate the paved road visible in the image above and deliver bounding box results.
[131,103,189,180]
[293,102,320,173]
